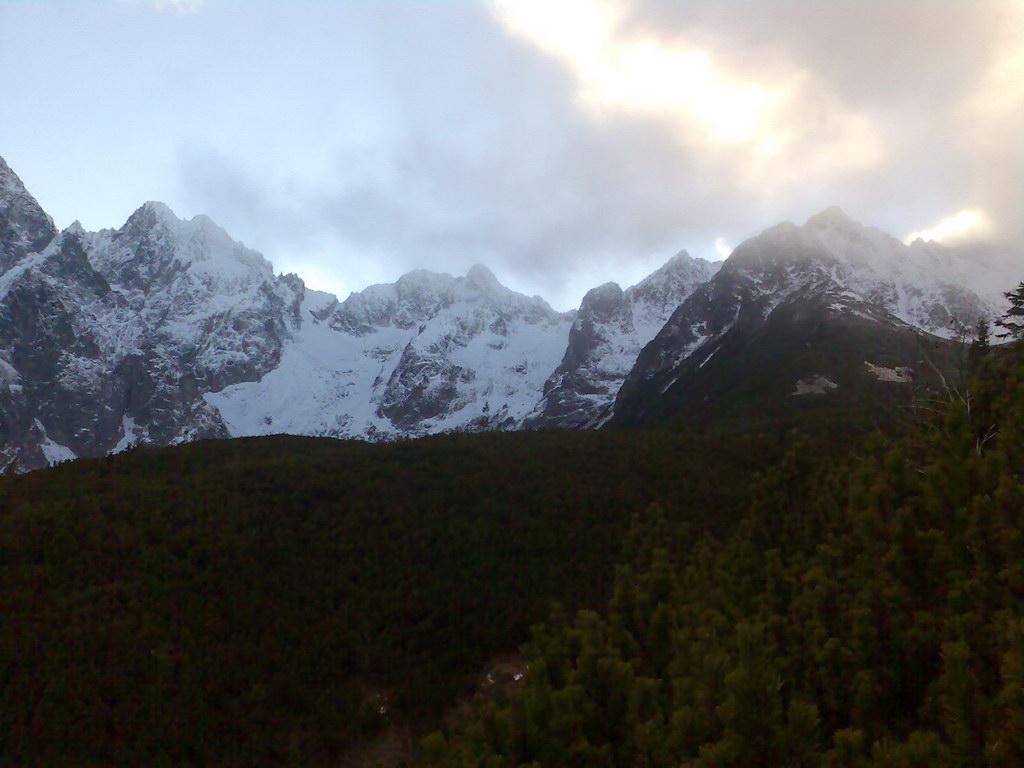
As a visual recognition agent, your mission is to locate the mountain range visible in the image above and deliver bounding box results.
[0,155,1014,471]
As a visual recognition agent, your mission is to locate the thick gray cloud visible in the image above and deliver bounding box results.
[176,2,748,304]
[613,0,1023,239]
[1,0,1020,309]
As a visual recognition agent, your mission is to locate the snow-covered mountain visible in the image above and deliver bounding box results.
[525,252,719,428]
[607,207,1012,430]
[1,154,1017,470]
[206,265,574,440]
[1,156,585,469]
[0,158,305,470]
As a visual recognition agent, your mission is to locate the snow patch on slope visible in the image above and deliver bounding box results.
[113,415,141,453]
[34,421,76,465]
[865,362,914,383]
[792,376,839,396]
[207,268,574,439]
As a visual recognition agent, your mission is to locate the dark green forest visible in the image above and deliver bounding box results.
[423,342,1024,767]
[1,341,1021,767]
[0,428,769,766]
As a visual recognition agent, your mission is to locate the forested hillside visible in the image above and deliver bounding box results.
[0,429,769,767]
[423,341,1024,767]
[2,336,1019,767]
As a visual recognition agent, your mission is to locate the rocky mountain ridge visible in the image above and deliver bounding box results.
[0,156,1013,470]
[0,156,56,271]
[526,252,719,428]
[1,156,711,469]
[0,162,306,470]
[607,207,1010,430]
[207,265,576,441]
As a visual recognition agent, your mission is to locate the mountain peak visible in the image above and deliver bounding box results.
[0,155,58,268]
[804,206,859,231]
[122,201,182,234]
[651,249,717,278]
[394,268,457,294]
[0,155,28,193]
[465,263,501,290]
[585,281,624,299]
[627,249,720,306]
[140,200,181,224]
[665,249,693,266]
[577,281,625,321]
[0,155,19,188]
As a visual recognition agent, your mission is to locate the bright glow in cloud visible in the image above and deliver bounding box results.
[491,0,880,186]
[904,209,991,245]
[591,41,785,143]
[714,237,732,260]
[493,0,620,66]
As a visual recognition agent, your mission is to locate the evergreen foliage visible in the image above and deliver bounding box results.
[424,342,1024,767]
[0,430,765,767]
[2,337,1020,767]
[996,282,1024,339]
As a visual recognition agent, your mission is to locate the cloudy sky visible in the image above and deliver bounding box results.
[1,0,1021,309]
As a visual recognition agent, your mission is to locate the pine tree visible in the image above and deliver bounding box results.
[975,318,991,351]
[995,282,1024,339]
[969,319,991,371]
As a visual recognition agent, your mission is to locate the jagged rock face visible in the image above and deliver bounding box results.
[2,230,139,468]
[206,265,576,440]
[527,252,719,428]
[0,157,584,468]
[0,167,303,471]
[0,157,56,271]
[608,208,1007,430]
[86,202,302,393]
